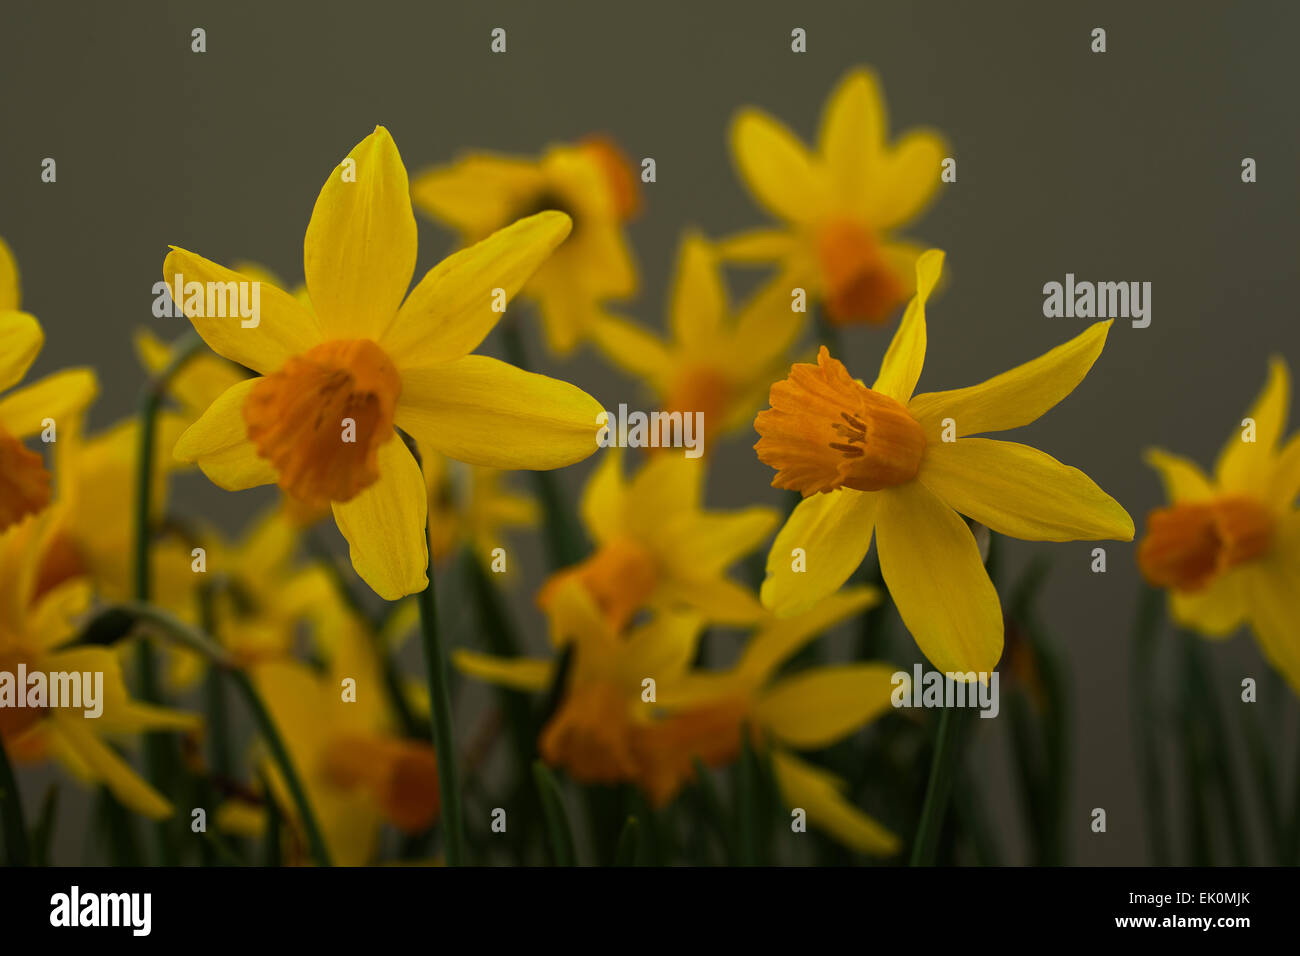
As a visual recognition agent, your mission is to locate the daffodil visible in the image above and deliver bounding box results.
[722,69,948,327]
[0,236,98,530]
[0,511,197,818]
[590,233,804,447]
[455,578,701,786]
[539,450,777,630]
[223,617,441,865]
[755,250,1133,674]
[412,136,640,354]
[420,445,537,571]
[165,127,605,600]
[134,328,249,425]
[636,585,899,855]
[1138,358,1300,692]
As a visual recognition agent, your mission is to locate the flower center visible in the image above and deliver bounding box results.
[630,698,750,806]
[815,220,908,326]
[578,136,642,222]
[320,734,440,833]
[539,681,639,784]
[0,428,51,532]
[243,339,401,509]
[1137,496,1274,591]
[755,346,926,496]
[539,537,660,631]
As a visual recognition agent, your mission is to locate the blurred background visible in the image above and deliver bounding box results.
[1,0,1297,865]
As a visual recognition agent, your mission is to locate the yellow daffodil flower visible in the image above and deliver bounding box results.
[590,233,804,447]
[225,618,440,866]
[638,586,899,855]
[1138,358,1300,691]
[0,511,197,818]
[412,136,640,354]
[539,450,777,629]
[164,127,604,600]
[0,236,98,530]
[721,69,948,327]
[420,445,537,571]
[755,250,1133,674]
[455,579,702,786]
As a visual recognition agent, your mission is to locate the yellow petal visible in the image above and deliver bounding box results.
[730,107,827,225]
[48,716,174,819]
[738,585,880,685]
[1143,448,1215,504]
[729,271,810,379]
[0,368,98,439]
[331,437,429,600]
[1214,356,1290,496]
[871,249,943,402]
[770,749,899,856]
[623,612,704,685]
[670,234,727,351]
[761,489,877,617]
[714,228,800,264]
[1170,569,1247,638]
[757,663,897,749]
[920,438,1134,541]
[588,313,673,390]
[1269,432,1300,511]
[395,356,602,470]
[304,126,416,340]
[864,130,949,230]
[410,153,546,237]
[0,236,19,310]
[579,449,626,545]
[173,378,277,490]
[1247,547,1300,696]
[875,481,1003,674]
[0,311,42,392]
[162,248,321,374]
[661,507,778,577]
[383,211,572,367]
[656,574,766,626]
[818,69,886,214]
[908,320,1112,438]
[453,649,553,692]
[134,329,247,416]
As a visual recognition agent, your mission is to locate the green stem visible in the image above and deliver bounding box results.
[533,761,576,866]
[615,817,641,866]
[735,730,760,866]
[1184,634,1251,864]
[910,706,964,866]
[0,733,31,865]
[416,561,466,866]
[1131,584,1170,865]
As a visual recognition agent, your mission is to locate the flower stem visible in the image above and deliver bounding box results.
[131,328,203,865]
[416,553,466,866]
[910,705,964,866]
[0,733,31,865]
[533,761,575,866]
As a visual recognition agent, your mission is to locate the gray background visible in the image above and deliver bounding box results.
[2,0,1297,865]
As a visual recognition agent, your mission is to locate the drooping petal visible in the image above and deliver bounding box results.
[738,585,880,685]
[1214,356,1290,496]
[871,249,943,403]
[452,649,554,692]
[770,749,899,856]
[757,663,898,749]
[331,437,429,600]
[760,488,878,617]
[382,212,572,367]
[919,438,1134,542]
[304,126,416,341]
[875,481,1003,674]
[173,379,277,490]
[395,356,602,470]
[162,249,321,375]
[1144,448,1215,504]
[730,108,828,225]
[0,368,98,439]
[47,716,174,820]
[908,320,1112,439]
[0,311,42,392]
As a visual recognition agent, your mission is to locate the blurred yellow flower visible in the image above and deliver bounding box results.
[591,233,803,447]
[420,446,537,570]
[412,136,640,354]
[756,250,1133,674]
[640,586,899,855]
[721,69,948,327]
[164,127,604,600]
[0,511,197,819]
[1139,358,1300,691]
[0,236,98,531]
[539,450,777,629]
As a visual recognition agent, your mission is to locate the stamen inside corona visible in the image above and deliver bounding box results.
[816,220,907,326]
[1137,496,1274,591]
[243,339,401,509]
[754,347,925,496]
